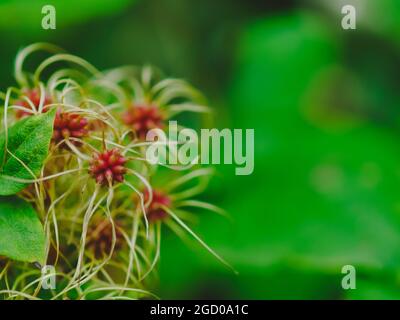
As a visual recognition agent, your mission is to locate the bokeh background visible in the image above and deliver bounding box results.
[1,0,400,299]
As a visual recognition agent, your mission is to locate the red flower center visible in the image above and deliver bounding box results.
[122,104,164,139]
[89,148,127,186]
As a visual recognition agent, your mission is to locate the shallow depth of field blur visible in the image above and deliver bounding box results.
[1,0,400,299]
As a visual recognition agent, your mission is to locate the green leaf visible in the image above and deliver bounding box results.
[0,109,56,195]
[0,196,45,263]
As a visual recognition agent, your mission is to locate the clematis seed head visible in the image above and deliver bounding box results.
[143,189,172,222]
[89,148,127,186]
[87,219,124,259]
[15,88,52,119]
[53,109,89,148]
[122,104,164,140]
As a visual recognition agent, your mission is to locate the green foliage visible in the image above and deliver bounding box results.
[346,280,400,300]
[319,0,400,47]
[0,109,56,195]
[0,0,135,34]
[227,11,400,270]
[221,11,400,298]
[0,196,45,263]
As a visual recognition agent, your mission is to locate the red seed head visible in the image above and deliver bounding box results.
[53,109,89,148]
[122,103,164,139]
[15,89,52,119]
[87,219,124,259]
[89,148,127,186]
[143,189,171,222]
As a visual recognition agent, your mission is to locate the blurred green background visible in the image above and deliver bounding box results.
[2,0,400,299]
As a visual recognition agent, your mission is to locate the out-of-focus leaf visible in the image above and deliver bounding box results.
[346,280,400,300]
[158,11,400,301]
[220,11,400,272]
[316,0,400,47]
[0,0,135,35]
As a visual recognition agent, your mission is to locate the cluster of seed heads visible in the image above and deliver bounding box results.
[0,43,234,300]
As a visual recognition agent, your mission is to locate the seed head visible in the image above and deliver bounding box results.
[15,89,52,119]
[53,109,89,148]
[89,148,127,186]
[87,219,124,259]
[122,104,164,139]
[143,189,171,222]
